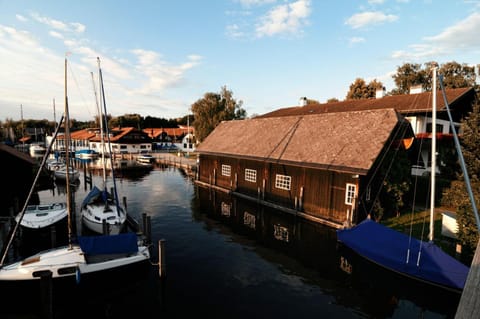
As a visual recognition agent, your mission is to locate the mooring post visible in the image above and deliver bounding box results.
[142,213,147,234]
[35,270,53,319]
[102,219,108,235]
[50,227,56,248]
[146,215,152,243]
[158,239,166,278]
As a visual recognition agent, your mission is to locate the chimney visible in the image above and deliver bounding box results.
[299,97,307,106]
[376,87,386,99]
[409,84,423,94]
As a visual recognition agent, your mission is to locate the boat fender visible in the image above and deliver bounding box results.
[76,268,81,284]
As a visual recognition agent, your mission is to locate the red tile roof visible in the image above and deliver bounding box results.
[257,87,474,118]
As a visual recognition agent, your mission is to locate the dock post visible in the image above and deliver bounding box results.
[158,239,166,278]
[146,215,152,243]
[102,219,108,235]
[50,227,56,248]
[35,270,53,319]
[142,213,147,234]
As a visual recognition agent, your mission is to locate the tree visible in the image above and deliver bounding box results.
[327,97,339,103]
[191,86,246,142]
[391,63,427,95]
[391,61,476,95]
[441,98,480,260]
[439,61,476,89]
[346,78,384,100]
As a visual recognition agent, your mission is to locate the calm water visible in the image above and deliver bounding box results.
[0,163,461,318]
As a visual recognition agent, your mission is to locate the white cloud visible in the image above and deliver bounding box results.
[345,11,398,29]
[225,24,245,38]
[255,0,311,37]
[390,11,480,61]
[349,36,366,45]
[30,12,85,34]
[131,49,203,95]
[16,14,28,22]
[368,0,385,4]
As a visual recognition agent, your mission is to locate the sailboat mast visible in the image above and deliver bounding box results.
[429,67,437,242]
[91,68,107,189]
[64,57,73,248]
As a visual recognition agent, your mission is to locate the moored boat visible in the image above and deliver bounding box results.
[15,202,68,229]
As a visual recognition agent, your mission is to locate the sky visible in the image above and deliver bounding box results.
[1,0,480,122]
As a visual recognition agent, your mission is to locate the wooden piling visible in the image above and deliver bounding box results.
[158,239,166,278]
[35,270,53,319]
[102,219,108,235]
[50,227,56,248]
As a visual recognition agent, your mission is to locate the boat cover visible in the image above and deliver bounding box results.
[81,186,108,208]
[78,232,139,255]
[337,218,469,291]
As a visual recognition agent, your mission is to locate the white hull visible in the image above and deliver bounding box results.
[81,204,126,235]
[54,167,80,182]
[15,203,67,229]
[0,243,150,282]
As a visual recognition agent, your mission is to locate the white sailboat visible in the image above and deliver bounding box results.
[81,57,126,235]
[15,202,68,230]
[0,56,150,286]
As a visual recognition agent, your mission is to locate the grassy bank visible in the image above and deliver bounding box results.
[381,207,457,255]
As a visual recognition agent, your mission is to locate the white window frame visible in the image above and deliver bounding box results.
[245,168,257,183]
[345,183,357,205]
[221,164,231,177]
[275,174,291,191]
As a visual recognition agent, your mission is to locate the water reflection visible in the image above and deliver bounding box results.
[0,167,462,318]
[194,186,460,318]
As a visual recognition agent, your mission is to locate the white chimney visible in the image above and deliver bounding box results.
[299,97,307,106]
[376,87,386,99]
[410,84,423,94]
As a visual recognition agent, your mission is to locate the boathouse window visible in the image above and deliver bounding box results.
[275,174,291,191]
[345,183,356,205]
[245,169,257,183]
[221,164,231,177]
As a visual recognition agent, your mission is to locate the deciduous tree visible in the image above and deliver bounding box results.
[191,86,246,142]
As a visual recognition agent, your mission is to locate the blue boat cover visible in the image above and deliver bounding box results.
[78,232,138,255]
[81,186,109,209]
[337,218,469,291]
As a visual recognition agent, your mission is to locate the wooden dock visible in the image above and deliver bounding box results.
[116,152,198,176]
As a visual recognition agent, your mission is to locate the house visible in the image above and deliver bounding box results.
[258,87,475,176]
[195,108,413,228]
[89,127,152,155]
[51,127,152,155]
[144,126,196,152]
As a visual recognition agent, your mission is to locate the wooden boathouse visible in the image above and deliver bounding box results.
[195,108,413,229]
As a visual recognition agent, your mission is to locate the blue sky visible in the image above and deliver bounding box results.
[1,0,480,122]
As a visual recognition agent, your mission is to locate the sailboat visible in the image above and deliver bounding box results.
[337,68,472,293]
[80,57,126,235]
[0,57,150,287]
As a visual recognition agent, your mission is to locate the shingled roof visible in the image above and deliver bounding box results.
[257,87,474,119]
[197,108,409,175]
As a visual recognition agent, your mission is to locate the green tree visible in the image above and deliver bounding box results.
[442,98,480,259]
[191,86,246,142]
[391,63,427,94]
[391,61,476,95]
[346,78,384,100]
[439,61,476,89]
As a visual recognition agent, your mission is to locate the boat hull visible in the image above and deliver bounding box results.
[81,203,126,235]
[16,203,68,229]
